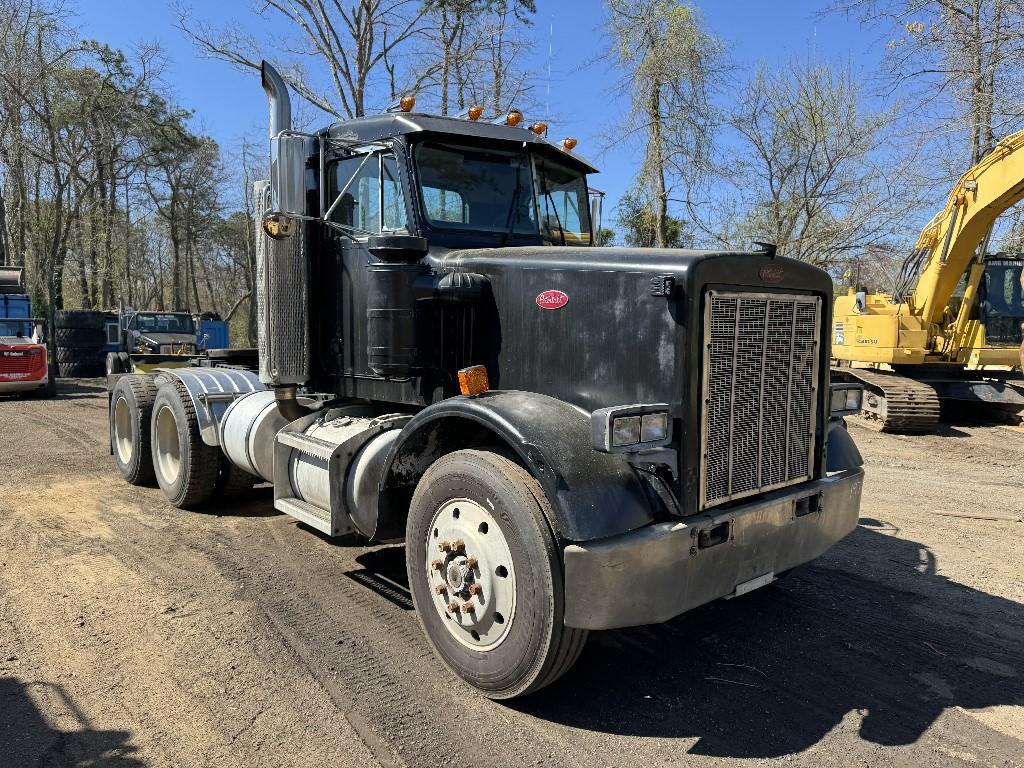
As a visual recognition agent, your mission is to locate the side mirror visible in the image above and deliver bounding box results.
[590,195,603,245]
[267,133,308,238]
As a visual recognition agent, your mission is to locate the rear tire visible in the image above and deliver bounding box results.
[406,449,587,699]
[150,379,220,508]
[110,375,158,485]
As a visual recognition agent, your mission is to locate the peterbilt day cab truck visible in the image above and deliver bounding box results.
[106,63,865,699]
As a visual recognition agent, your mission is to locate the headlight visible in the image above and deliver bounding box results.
[829,384,863,417]
[592,404,672,453]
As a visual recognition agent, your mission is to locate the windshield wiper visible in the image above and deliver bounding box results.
[501,167,525,244]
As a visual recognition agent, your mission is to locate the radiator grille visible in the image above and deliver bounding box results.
[701,291,822,510]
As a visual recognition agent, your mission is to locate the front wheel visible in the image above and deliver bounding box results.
[406,449,587,699]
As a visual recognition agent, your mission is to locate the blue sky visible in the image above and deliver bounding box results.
[74,0,883,221]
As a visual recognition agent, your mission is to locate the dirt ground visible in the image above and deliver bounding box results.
[0,380,1022,768]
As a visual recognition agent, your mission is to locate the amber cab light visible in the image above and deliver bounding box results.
[467,105,483,121]
[561,137,578,151]
[505,110,523,127]
[400,95,416,112]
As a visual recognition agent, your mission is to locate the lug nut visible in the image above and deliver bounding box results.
[430,559,443,571]
[447,602,459,613]
[460,602,474,614]
[438,540,452,552]
[465,556,478,570]
[468,583,482,596]
[434,584,447,595]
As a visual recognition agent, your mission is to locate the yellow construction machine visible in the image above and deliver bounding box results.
[832,131,1024,432]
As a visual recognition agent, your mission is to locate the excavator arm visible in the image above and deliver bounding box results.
[911,130,1024,328]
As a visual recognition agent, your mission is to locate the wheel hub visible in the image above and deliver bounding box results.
[425,498,516,650]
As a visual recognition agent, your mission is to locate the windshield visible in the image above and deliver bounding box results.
[134,313,195,335]
[415,142,590,244]
[981,259,1024,345]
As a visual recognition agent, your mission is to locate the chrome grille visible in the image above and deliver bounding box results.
[700,291,822,510]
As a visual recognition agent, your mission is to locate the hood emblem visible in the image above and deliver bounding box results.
[759,264,785,284]
[536,290,569,310]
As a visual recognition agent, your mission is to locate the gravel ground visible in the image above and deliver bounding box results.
[0,380,1022,768]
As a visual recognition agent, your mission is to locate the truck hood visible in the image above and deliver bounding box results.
[429,245,832,415]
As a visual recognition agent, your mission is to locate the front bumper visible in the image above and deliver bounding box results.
[0,375,47,393]
[562,468,864,630]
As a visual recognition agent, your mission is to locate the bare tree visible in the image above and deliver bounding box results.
[178,0,431,120]
[720,59,923,269]
[835,0,1024,166]
[604,0,724,247]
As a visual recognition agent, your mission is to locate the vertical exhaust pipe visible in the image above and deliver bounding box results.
[261,61,292,138]
[255,61,311,412]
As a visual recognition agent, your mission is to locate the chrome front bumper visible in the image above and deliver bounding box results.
[562,468,864,630]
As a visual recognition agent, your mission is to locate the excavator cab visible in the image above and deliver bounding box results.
[979,256,1024,346]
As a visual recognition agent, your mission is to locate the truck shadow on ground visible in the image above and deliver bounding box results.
[0,677,144,767]
[509,519,1024,758]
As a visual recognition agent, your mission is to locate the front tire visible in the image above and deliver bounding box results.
[150,379,220,508]
[406,449,587,699]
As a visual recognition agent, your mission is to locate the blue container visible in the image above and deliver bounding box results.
[198,318,229,350]
[0,293,31,319]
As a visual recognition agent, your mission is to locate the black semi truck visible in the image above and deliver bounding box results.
[107,62,865,699]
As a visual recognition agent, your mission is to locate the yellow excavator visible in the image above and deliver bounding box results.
[832,130,1024,432]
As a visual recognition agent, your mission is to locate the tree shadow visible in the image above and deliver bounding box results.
[0,677,145,767]
[509,519,1024,758]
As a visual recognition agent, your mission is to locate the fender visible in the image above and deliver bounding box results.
[154,367,265,446]
[377,390,658,543]
[826,418,863,472]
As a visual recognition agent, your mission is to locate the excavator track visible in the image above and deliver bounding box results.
[832,368,941,434]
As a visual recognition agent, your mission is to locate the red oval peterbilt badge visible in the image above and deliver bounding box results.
[536,290,569,310]
[759,264,785,284]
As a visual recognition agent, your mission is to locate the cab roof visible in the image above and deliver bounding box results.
[324,112,598,174]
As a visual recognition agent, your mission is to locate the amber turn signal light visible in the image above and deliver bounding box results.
[458,365,490,396]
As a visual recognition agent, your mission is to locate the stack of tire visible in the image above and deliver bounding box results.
[54,310,109,378]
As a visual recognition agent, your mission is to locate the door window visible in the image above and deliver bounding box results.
[330,153,407,235]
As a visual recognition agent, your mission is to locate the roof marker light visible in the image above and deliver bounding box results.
[561,137,578,151]
[400,95,416,112]
[467,105,483,121]
[529,122,547,136]
[505,110,523,127]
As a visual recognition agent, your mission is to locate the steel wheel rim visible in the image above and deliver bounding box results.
[425,498,517,650]
[154,405,181,486]
[113,396,133,465]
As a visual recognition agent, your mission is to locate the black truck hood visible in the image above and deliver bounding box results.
[432,245,832,416]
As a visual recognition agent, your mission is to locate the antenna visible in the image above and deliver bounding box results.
[546,15,553,120]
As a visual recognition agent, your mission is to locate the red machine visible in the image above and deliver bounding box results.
[0,338,53,396]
